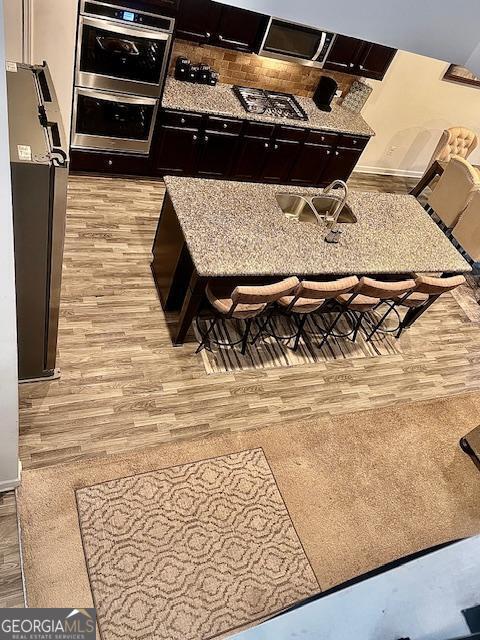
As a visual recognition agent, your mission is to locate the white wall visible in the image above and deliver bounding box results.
[0,0,20,492]
[358,50,480,177]
[220,0,480,76]
[30,0,77,141]
[4,0,23,61]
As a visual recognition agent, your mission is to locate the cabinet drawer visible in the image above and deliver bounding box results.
[70,150,151,176]
[205,115,243,134]
[162,110,203,129]
[244,121,275,138]
[338,134,369,150]
[275,125,307,142]
[306,130,339,146]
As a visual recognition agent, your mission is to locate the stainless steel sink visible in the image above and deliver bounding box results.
[311,196,357,223]
[275,194,318,223]
[276,192,357,224]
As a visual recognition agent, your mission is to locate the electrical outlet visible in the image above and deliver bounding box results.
[335,89,342,98]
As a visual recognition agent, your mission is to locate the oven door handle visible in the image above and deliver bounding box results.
[81,15,170,41]
[76,87,158,106]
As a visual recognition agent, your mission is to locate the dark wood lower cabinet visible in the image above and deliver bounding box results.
[154,126,199,175]
[321,146,363,183]
[196,130,239,177]
[231,136,270,180]
[289,143,332,185]
[261,140,300,183]
[72,109,370,185]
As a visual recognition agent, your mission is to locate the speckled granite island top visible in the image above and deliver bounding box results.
[162,78,375,138]
[163,176,470,277]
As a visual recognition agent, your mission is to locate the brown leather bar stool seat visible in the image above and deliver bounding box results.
[270,276,360,350]
[393,274,466,337]
[206,281,266,319]
[196,276,299,354]
[335,276,415,344]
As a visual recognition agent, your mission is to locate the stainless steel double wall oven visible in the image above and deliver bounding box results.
[71,0,174,154]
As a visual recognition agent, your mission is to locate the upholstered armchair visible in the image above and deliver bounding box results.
[427,127,478,170]
[452,190,480,261]
[427,155,480,228]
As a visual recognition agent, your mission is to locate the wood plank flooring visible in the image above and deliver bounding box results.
[2,170,480,607]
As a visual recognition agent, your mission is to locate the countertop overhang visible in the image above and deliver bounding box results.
[162,78,375,138]
[163,176,471,278]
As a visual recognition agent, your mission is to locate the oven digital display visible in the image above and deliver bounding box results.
[122,11,135,22]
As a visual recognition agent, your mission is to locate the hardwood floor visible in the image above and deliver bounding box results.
[1,170,479,607]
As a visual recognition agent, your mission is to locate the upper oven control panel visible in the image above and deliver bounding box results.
[82,0,175,32]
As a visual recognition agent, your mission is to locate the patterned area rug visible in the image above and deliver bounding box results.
[76,449,319,640]
[196,311,402,375]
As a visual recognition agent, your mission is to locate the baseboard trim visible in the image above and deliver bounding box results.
[0,460,22,493]
[355,164,424,179]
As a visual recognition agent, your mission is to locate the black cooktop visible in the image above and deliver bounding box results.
[233,86,308,121]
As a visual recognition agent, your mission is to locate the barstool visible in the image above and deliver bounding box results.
[274,276,360,351]
[326,276,415,346]
[196,276,299,354]
[393,274,466,337]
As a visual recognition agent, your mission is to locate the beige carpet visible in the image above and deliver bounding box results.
[18,394,480,636]
[76,449,318,640]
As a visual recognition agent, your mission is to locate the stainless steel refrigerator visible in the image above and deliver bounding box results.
[7,62,69,381]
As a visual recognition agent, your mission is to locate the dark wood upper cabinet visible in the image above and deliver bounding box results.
[323,34,364,74]
[212,6,267,52]
[174,0,221,43]
[356,42,396,80]
[324,34,396,80]
[175,0,267,52]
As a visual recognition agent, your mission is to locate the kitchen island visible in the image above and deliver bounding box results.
[152,176,470,344]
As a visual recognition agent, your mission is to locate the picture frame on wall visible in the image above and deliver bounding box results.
[443,64,480,88]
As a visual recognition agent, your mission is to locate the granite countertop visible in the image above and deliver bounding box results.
[162,77,375,138]
[163,176,470,277]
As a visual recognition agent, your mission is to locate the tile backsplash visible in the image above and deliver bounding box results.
[169,40,355,98]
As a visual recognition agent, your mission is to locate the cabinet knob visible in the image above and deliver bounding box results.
[274,144,279,150]
[205,32,211,38]
[180,117,186,124]
[218,34,224,41]
[223,123,228,129]
[326,150,330,155]
[353,139,357,144]
[204,135,209,142]
[107,159,113,166]
[349,63,354,68]
[335,151,339,156]
[264,142,269,148]
[359,65,364,70]
[192,134,198,141]
[321,136,325,141]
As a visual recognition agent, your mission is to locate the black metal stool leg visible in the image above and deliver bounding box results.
[251,307,275,345]
[241,318,253,355]
[365,302,396,342]
[195,317,218,354]
[318,309,346,349]
[352,312,364,342]
[292,314,308,351]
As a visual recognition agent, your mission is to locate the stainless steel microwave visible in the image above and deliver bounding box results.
[259,17,335,68]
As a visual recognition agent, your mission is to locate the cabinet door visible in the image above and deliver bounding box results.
[320,147,362,183]
[231,136,270,180]
[196,130,239,177]
[289,143,332,185]
[261,140,301,183]
[154,126,199,176]
[213,6,267,52]
[323,34,364,73]
[175,0,221,43]
[357,43,396,80]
